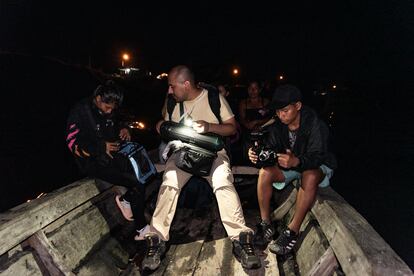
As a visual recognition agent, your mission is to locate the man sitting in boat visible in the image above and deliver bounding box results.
[65,80,148,240]
[142,65,261,271]
[248,84,337,255]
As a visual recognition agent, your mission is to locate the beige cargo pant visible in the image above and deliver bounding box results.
[150,150,252,241]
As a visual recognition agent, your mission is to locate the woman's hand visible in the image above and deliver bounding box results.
[119,128,131,141]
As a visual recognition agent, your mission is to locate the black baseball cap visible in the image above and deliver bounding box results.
[269,84,302,110]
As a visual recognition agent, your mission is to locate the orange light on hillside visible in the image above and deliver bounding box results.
[122,53,130,61]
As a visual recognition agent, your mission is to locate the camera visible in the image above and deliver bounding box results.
[250,130,277,168]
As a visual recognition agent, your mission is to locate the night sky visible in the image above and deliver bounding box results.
[2,1,413,88]
[1,0,414,269]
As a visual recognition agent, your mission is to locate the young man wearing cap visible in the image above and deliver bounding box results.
[248,84,337,255]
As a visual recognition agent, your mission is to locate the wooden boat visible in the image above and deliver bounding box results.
[1,156,413,275]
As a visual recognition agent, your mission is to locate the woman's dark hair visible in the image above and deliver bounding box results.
[93,80,124,106]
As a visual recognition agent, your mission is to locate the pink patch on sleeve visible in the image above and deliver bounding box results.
[66,129,80,141]
[67,138,76,150]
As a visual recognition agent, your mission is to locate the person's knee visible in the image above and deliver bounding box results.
[214,184,235,194]
[259,166,284,183]
[158,184,180,201]
[211,165,233,189]
[161,170,181,189]
[301,169,323,190]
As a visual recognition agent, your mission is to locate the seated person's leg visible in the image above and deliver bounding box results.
[123,185,146,229]
[288,168,324,234]
[142,153,192,271]
[208,152,261,269]
[149,153,192,241]
[273,164,334,190]
[90,164,145,224]
[269,168,324,255]
[257,166,285,222]
[254,166,285,246]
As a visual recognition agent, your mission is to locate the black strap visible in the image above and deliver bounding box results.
[179,102,184,123]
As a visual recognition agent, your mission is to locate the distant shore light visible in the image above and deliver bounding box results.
[156,72,168,79]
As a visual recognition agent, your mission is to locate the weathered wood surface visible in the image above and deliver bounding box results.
[155,164,259,175]
[2,165,414,275]
[140,238,279,276]
[27,231,74,276]
[271,188,297,221]
[0,245,43,276]
[42,188,124,270]
[307,247,339,276]
[295,220,330,275]
[131,195,279,275]
[163,240,204,276]
[0,178,113,256]
[311,187,414,275]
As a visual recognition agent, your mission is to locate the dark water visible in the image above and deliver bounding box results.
[1,55,413,269]
[325,88,414,269]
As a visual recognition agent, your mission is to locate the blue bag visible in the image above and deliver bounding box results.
[118,141,157,185]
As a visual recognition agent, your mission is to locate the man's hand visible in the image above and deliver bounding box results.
[119,128,131,141]
[105,142,120,159]
[248,147,258,164]
[192,120,210,134]
[277,149,299,169]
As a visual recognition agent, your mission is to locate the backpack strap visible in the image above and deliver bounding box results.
[166,95,184,124]
[179,102,184,123]
[166,94,176,121]
[198,82,222,124]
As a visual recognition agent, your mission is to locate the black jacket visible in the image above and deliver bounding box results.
[65,97,122,172]
[264,105,337,172]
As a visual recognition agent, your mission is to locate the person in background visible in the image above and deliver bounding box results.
[239,80,271,132]
[218,84,230,97]
[248,84,337,255]
[238,80,271,164]
[65,80,149,240]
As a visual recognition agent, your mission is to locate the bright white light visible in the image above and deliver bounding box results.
[177,125,195,137]
[184,118,193,127]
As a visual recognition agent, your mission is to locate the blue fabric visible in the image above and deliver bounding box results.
[272,164,333,190]
[118,142,157,185]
